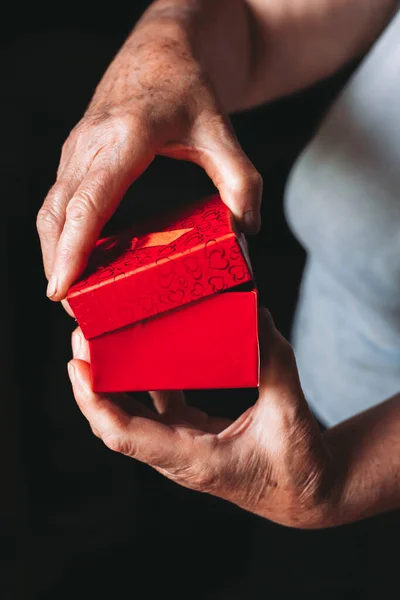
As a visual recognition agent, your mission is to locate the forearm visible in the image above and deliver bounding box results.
[102,0,397,115]
[323,395,400,526]
[135,0,253,112]
[91,0,253,115]
[244,0,397,108]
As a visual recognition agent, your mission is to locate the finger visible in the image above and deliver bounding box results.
[218,311,304,443]
[71,327,90,362]
[258,308,299,384]
[164,114,263,233]
[149,390,186,414]
[48,143,154,301]
[90,425,101,439]
[68,359,187,469]
[200,135,263,234]
[256,308,307,414]
[62,299,75,317]
[68,359,132,441]
[37,165,88,279]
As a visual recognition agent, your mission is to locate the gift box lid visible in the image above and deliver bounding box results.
[67,195,254,340]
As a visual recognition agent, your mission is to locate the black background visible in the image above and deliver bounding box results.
[1,3,398,598]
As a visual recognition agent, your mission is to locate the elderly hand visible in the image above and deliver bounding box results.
[67,309,339,529]
[36,4,262,303]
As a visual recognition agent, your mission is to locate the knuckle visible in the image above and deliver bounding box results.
[102,433,122,453]
[162,462,217,492]
[66,200,91,223]
[64,123,88,152]
[66,190,99,223]
[71,118,91,137]
[60,137,72,159]
[180,452,219,493]
[109,114,137,146]
[102,432,133,456]
[58,142,75,176]
[68,120,98,153]
[74,113,141,157]
[61,138,70,154]
[36,205,62,234]
[90,426,101,439]
[230,169,263,198]
[156,435,219,492]
[249,169,263,192]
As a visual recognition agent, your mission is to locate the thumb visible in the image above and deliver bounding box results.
[256,308,307,414]
[164,113,263,233]
[68,358,182,468]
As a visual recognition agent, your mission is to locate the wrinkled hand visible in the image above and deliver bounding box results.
[68,310,337,529]
[37,23,262,302]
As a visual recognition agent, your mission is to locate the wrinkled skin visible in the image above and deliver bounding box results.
[37,23,262,303]
[68,310,337,529]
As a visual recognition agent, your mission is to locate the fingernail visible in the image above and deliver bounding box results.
[47,275,58,299]
[244,210,261,233]
[67,362,75,382]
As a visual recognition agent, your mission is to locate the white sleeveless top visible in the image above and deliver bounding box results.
[285,8,400,425]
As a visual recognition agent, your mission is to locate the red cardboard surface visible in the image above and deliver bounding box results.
[67,195,259,391]
[68,196,253,340]
[90,290,259,392]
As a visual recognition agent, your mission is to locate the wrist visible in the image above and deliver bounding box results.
[282,441,346,530]
[133,0,198,54]
[314,431,354,529]
[135,0,252,113]
[88,14,199,121]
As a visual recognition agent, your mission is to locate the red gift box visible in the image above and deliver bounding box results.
[67,195,259,392]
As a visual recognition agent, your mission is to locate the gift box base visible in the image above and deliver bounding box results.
[89,289,259,392]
